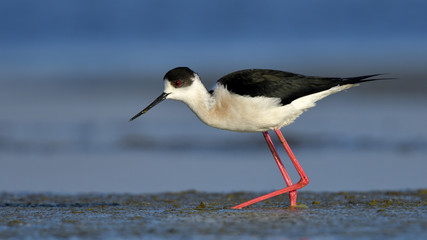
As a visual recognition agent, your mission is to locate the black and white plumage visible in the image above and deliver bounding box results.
[130,67,383,132]
[130,66,387,209]
[217,69,381,105]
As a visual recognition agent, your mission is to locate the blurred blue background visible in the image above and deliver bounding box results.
[1,0,426,194]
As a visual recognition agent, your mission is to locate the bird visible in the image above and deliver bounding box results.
[130,67,387,209]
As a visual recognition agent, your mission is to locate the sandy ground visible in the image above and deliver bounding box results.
[0,190,426,239]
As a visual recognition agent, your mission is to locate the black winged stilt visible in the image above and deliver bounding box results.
[130,67,386,209]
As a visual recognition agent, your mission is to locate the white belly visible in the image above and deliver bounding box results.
[191,84,355,132]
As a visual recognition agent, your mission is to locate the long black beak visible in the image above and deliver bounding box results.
[129,92,169,121]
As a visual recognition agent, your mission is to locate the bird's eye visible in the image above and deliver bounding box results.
[173,80,182,87]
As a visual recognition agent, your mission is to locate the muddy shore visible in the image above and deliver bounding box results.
[1,190,426,239]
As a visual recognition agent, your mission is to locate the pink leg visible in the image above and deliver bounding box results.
[274,129,309,187]
[262,132,297,206]
[231,129,309,209]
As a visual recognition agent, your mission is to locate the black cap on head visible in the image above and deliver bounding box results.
[164,67,195,81]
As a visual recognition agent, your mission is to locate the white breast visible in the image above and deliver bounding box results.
[190,85,301,132]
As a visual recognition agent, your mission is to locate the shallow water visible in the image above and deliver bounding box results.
[1,2,426,238]
[0,0,426,196]
[0,190,426,239]
[0,82,426,194]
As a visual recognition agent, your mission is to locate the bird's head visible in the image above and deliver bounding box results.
[129,67,199,121]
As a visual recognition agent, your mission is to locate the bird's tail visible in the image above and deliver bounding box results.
[341,74,395,85]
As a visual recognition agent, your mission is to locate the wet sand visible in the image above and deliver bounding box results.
[1,190,426,239]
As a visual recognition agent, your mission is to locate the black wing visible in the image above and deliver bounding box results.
[217,69,382,105]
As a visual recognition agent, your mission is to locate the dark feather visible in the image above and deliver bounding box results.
[217,69,387,105]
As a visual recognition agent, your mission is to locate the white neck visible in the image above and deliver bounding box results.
[164,76,215,124]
